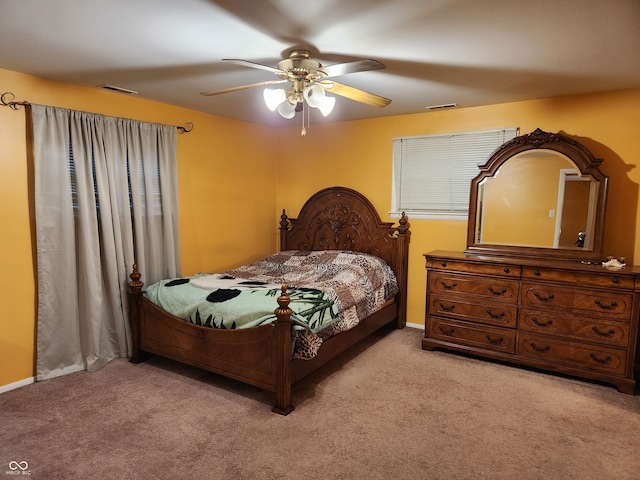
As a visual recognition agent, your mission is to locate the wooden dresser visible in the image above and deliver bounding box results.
[423,250,640,394]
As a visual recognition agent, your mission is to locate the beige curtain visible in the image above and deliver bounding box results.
[31,105,180,381]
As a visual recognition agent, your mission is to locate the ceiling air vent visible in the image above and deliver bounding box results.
[425,103,458,111]
[98,84,139,95]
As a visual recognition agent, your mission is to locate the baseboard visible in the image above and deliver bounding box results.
[0,377,35,394]
[406,322,423,330]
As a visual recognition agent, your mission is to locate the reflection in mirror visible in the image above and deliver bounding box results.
[476,150,599,250]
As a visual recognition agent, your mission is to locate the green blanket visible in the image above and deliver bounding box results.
[144,275,339,332]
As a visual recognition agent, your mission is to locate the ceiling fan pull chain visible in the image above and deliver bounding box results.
[301,101,307,136]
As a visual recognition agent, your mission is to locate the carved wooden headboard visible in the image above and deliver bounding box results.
[279,186,409,282]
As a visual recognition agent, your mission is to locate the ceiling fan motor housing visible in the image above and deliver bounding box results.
[277,50,326,83]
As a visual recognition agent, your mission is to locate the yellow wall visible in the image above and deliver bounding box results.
[0,68,278,387]
[275,89,640,330]
[2,64,640,389]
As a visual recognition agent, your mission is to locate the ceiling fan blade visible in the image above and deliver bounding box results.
[200,80,287,96]
[319,59,385,78]
[319,81,391,108]
[223,59,284,74]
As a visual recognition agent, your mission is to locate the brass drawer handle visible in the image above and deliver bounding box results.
[594,300,618,310]
[440,280,458,290]
[590,353,612,364]
[533,292,554,302]
[486,310,505,319]
[530,342,550,353]
[488,286,507,296]
[592,326,615,337]
[438,302,456,312]
[438,326,455,336]
[485,334,504,345]
[531,317,553,327]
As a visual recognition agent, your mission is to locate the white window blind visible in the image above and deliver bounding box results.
[392,127,519,219]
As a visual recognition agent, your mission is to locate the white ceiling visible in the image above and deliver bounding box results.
[1,0,639,127]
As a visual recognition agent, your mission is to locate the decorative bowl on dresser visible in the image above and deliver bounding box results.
[422,129,639,394]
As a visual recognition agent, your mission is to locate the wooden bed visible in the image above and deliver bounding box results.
[127,186,410,414]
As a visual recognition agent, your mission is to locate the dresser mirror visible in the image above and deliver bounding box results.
[466,128,608,261]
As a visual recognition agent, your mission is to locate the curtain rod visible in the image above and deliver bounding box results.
[1,91,193,134]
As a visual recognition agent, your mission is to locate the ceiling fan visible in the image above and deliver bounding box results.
[200,49,391,119]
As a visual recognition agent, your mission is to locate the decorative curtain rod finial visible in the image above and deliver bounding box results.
[177,121,193,134]
[1,92,30,110]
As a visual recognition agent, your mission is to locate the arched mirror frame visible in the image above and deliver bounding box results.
[466,128,609,261]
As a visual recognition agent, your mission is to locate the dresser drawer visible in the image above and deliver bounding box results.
[517,333,627,375]
[521,283,633,320]
[519,308,630,347]
[428,318,516,353]
[430,259,521,278]
[522,266,634,290]
[429,272,519,303]
[430,295,517,328]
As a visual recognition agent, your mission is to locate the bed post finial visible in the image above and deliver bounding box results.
[280,210,291,252]
[129,264,144,293]
[274,285,292,321]
[398,211,409,234]
[280,209,289,230]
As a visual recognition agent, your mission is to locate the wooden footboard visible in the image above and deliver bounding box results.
[129,268,296,414]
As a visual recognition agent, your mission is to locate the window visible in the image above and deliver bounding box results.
[392,128,519,219]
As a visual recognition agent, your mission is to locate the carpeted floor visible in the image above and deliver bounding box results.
[2,326,639,479]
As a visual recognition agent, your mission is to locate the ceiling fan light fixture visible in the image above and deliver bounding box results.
[303,84,325,108]
[277,100,296,119]
[317,95,336,117]
[263,88,287,111]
